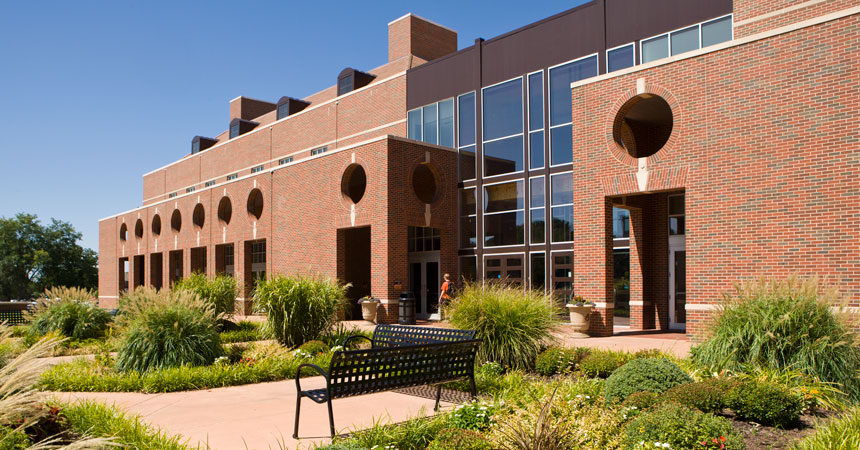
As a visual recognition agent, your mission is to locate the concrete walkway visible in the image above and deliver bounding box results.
[54,376,453,450]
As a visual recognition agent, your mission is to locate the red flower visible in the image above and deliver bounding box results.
[720,436,726,442]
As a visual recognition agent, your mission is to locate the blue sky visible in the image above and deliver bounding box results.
[0,1,586,252]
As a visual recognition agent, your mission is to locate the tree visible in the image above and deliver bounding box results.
[0,213,98,300]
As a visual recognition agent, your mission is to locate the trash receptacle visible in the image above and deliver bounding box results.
[398,292,416,325]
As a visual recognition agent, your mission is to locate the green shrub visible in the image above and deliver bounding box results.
[736,366,846,412]
[604,358,692,404]
[665,378,736,414]
[535,347,588,376]
[579,352,619,378]
[448,400,499,431]
[621,391,664,411]
[726,379,803,427]
[299,340,330,355]
[61,400,199,450]
[792,407,860,450]
[623,403,745,450]
[320,322,372,350]
[0,426,31,450]
[254,273,348,347]
[116,290,223,373]
[219,320,264,343]
[173,273,237,317]
[314,444,368,450]
[448,282,559,370]
[342,413,448,450]
[429,428,492,450]
[27,286,111,340]
[691,276,860,400]
[41,344,332,393]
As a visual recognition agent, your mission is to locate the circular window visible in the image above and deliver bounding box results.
[119,223,128,241]
[171,210,182,232]
[218,197,232,225]
[134,219,144,239]
[412,163,438,204]
[612,94,674,158]
[151,215,161,236]
[247,189,264,220]
[193,204,205,229]
[341,164,367,204]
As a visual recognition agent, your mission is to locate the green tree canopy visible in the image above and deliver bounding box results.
[0,213,97,300]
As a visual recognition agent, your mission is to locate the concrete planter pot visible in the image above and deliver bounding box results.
[360,301,380,323]
[565,304,594,338]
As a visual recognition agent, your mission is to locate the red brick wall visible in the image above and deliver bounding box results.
[573,14,860,338]
[100,137,457,323]
[143,75,408,206]
[735,0,859,37]
[388,15,457,63]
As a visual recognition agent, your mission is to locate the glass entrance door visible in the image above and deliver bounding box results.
[409,253,441,320]
[669,244,686,330]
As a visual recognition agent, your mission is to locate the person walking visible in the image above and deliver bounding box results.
[439,273,454,303]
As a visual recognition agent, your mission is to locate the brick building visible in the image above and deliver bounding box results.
[99,0,860,337]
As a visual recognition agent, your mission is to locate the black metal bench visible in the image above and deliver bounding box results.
[343,323,477,348]
[293,325,480,438]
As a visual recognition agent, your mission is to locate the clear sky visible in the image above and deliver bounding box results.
[0,0,587,252]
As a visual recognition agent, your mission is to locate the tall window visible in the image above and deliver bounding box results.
[529,176,545,244]
[460,188,477,248]
[482,78,524,177]
[669,194,685,235]
[550,172,574,243]
[484,180,524,247]
[548,55,598,166]
[422,103,438,145]
[527,71,545,170]
[530,252,546,292]
[458,92,476,181]
[407,98,455,148]
[613,207,630,238]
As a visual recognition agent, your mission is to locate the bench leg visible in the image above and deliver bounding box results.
[327,397,336,438]
[469,375,477,399]
[293,394,302,439]
[434,384,442,412]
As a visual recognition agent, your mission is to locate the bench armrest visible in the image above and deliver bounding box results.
[296,363,330,393]
[341,334,372,349]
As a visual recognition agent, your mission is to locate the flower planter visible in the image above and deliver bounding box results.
[360,301,379,323]
[565,304,593,338]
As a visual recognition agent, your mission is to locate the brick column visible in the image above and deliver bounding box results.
[585,199,615,337]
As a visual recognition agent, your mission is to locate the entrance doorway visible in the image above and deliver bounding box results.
[339,227,370,320]
[132,255,145,289]
[409,253,440,320]
[150,253,163,290]
[668,194,686,331]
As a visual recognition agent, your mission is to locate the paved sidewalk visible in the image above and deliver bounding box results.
[53,376,452,450]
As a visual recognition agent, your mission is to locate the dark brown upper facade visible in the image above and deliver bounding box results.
[406,0,732,109]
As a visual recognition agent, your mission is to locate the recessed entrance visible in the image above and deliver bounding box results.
[408,226,441,319]
[613,94,673,158]
[169,250,183,286]
[190,247,207,274]
[339,227,371,319]
[244,240,266,298]
[118,258,129,292]
[215,244,235,277]
[668,194,686,331]
[133,255,145,289]
[150,252,163,290]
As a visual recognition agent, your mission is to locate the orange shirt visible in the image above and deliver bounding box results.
[440,281,450,299]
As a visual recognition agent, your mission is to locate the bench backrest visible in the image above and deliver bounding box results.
[328,339,480,399]
[372,324,476,348]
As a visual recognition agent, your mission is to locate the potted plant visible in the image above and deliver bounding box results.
[565,295,594,337]
[358,296,380,323]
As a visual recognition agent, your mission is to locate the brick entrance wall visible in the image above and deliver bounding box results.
[573,13,860,338]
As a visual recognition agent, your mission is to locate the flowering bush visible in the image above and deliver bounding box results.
[448,400,500,431]
[622,403,743,450]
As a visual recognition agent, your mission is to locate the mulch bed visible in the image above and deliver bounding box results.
[728,411,832,450]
